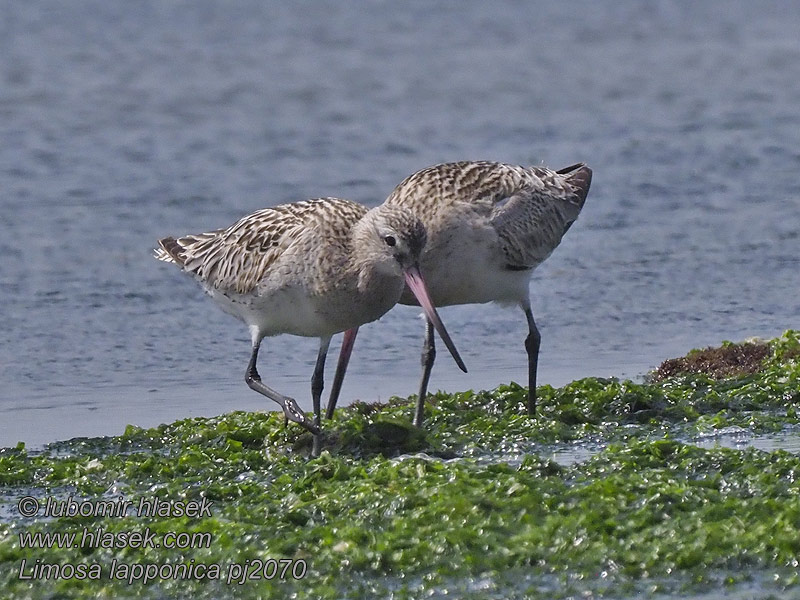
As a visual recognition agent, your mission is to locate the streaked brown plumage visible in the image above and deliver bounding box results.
[326,161,592,425]
[155,197,465,456]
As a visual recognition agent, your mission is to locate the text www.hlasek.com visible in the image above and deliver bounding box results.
[16,494,307,584]
[19,527,212,551]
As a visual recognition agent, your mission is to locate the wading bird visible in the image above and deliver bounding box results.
[326,161,591,425]
[155,197,466,455]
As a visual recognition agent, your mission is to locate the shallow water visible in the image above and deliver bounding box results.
[694,425,800,455]
[2,1,800,448]
[546,428,800,467]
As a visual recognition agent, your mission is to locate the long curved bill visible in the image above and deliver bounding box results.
[404,264,467,373]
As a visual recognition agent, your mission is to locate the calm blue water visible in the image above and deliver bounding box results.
[1,1,799,448]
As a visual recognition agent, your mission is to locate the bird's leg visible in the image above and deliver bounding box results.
[310,337,331,458]
[414,318,436,427]
[324,327,359,419]
[245,340,319,435]
[523,306,541,416]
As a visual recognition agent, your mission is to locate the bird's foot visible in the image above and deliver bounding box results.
[282,398,320,435]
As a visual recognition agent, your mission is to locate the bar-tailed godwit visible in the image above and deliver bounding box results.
[155,197,466,455]
[326,161,592,425]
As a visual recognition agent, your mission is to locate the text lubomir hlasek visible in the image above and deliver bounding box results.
[34,495,212,519]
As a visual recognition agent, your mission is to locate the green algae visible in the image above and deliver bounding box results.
[0,330,798,599]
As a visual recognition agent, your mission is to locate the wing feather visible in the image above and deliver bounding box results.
[386,161,591,270]
[155,198,365,295]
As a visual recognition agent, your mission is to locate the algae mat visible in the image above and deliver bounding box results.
[1,331,799,599]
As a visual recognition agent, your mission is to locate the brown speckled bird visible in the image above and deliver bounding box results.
[326,162,592,425]
[155,197,466,455]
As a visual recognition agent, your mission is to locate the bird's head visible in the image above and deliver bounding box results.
[355,205,427,277]
[352,204,467,374]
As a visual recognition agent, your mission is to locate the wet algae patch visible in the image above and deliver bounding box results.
[652,339,773,381]
[0,331,799,599]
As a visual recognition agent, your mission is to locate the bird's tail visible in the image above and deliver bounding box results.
[557,163,592,210]
[153,237,186,266]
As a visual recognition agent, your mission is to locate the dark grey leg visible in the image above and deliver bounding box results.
[413,318,436,427]
[524,306,541,415]
[310,337,331,457]
[245,340,319,435]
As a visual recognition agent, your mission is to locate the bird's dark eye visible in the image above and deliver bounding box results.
[384,235,396,247]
